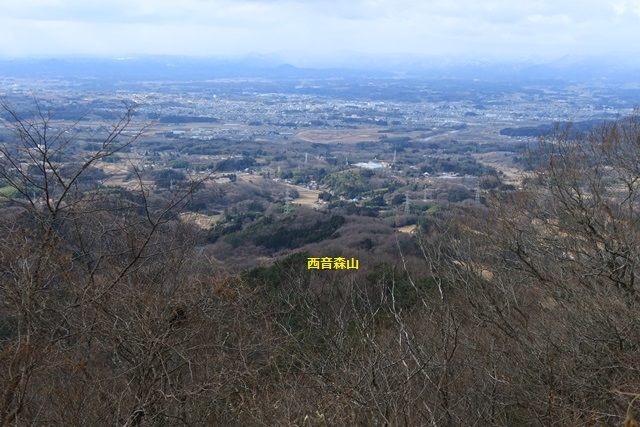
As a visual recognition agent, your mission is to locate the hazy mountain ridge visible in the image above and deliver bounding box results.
[2,55,640,83]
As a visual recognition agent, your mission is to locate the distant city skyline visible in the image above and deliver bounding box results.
[1,0,639,66]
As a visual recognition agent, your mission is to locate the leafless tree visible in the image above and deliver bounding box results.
[2,101,640,425]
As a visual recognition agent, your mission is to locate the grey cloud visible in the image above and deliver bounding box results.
[0,0,638,60]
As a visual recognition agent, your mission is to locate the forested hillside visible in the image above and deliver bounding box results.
[1,106,640,425]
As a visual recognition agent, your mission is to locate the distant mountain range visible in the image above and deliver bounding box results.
[0,57,389,81]
[0,55,639,83]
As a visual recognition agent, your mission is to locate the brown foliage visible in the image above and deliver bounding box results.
[2,104,640,425]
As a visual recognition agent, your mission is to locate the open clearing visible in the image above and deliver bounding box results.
[238,173,320,207]
[179,212,222,229]
[295,128,381,145]
[474,152,526,187]
[398,224,418,234]
[289,185,320,207]
[97,162,157,191]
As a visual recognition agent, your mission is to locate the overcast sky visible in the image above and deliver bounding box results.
[1,0,639,65]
